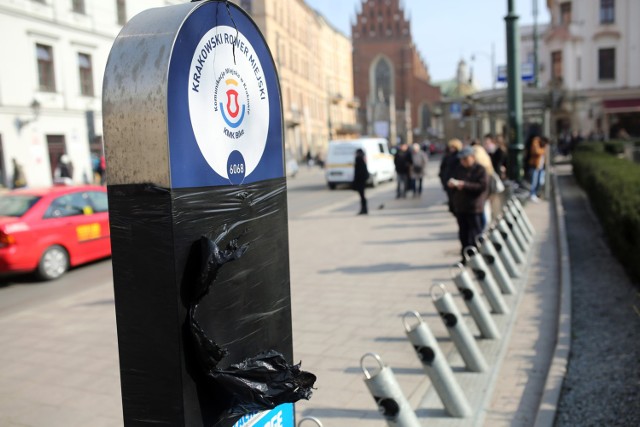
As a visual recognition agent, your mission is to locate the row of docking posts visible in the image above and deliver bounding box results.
[354,197,536,426]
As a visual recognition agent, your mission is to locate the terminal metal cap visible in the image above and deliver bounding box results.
[430,283,447,302]
[360,352,385,380]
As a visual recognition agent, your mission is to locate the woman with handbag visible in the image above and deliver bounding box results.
[472,145,497,228]
[410,143,428,197]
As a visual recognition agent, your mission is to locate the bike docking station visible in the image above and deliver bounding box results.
[358,195,539,426]
[103,1,315,426]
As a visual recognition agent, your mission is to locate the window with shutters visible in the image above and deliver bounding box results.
[78,53,94,96]
[37,44,56,92]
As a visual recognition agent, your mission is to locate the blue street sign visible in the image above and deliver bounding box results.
[497,63,535,83]
[450,103,462,119]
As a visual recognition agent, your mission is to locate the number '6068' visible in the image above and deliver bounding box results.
[229,164,244,175]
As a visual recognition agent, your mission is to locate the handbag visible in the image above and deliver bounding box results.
[490,172,505,194]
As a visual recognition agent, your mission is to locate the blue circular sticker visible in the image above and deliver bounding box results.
[167,2,284,188]
[227,150,246,185]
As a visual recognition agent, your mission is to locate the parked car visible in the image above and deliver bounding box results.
[324,138,395,189]
[0,185,111,280]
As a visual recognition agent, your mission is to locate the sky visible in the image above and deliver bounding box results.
[304,0,551,90]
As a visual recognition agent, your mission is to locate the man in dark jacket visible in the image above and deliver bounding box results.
[447,146,489,256]
[439,139,462,214]
[394,143,412,198]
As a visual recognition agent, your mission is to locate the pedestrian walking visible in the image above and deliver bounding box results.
[11,158,26,189]
[410,143,428,197]
[394,142,412,198]
[472,144,495,228]
[439,139,463,214]
[353,148,370,215]
[484,134,507,180]
[98,155,106,185]
[528,136,548,202]
[54,154,74,185]
[447,146,489,258]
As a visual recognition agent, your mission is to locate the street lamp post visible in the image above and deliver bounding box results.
[505,0,525,182]
[533,0,539,88]
[15,99,41,131]
[471,44,497,90]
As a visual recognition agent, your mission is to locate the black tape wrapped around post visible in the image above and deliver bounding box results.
[103,1,314,425]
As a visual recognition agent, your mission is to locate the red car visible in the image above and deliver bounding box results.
[0,185,111,280]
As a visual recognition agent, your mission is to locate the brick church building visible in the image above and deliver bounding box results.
[352,0,441,146]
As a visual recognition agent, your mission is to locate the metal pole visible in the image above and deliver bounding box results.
[505,0,524,182]
[361,353,421,426]
[403,312,472,417]
[476,234,516,295]
[432,286,488,373]
[451,265,502,338]
[506,200,533,242]
[533,0,539,88]
[506,202,533,244]
[503,210,529,254]
[492,43,497,90]
[513,198,536,235]
[489,226,521,278]
[497,217,525,264]
[464,248,510,315]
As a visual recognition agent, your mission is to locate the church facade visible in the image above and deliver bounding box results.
[352,0,441,146]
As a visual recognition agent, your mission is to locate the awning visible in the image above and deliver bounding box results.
[603,98,640,113]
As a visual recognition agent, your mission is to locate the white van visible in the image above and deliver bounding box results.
[324,138,395,189]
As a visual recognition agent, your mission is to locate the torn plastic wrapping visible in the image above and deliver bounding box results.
[109,178,315,426]
[189,233,315,420]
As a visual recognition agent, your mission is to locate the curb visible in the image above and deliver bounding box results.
[533,168,573,427]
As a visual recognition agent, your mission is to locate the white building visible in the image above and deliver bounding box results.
[533,0,640,138]
[0,0,181,188]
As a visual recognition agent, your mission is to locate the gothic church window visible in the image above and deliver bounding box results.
[374,59,392,103]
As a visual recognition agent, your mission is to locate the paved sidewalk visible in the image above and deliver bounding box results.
[0,169,561,426]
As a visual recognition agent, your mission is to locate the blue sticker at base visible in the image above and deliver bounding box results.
[233,403,294,427]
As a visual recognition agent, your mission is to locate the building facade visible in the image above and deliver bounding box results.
[232,0,358,162]
[539,0,640,138]
[351,0,441,147]
[0,0,183,188]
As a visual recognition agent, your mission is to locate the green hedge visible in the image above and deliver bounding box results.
[572,148,640,283]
